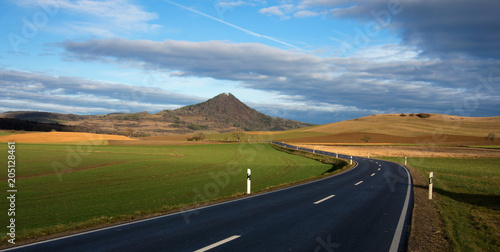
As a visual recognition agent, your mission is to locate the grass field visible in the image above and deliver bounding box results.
[0,131,17,137]
[381,157,500,251]
[0,142,342,244]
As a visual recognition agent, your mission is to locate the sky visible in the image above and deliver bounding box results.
[1,0,499,124]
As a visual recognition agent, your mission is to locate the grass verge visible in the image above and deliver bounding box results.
[380,157,500,251]
[270,143,349,174]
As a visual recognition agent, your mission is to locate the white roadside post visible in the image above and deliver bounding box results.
[350,156,353,165]
[336,152,338,158]
[247,169,251,195]
[368,153,370,158]
[405,157,407,166]
[429,172,434,200]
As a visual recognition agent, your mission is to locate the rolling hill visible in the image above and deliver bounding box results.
[248,113,500,145]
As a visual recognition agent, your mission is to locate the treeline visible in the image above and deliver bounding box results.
[0,118,88,132]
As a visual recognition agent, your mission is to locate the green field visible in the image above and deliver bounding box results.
[382,157,500,251]
[0,131,17,137]
[1,143,341,243]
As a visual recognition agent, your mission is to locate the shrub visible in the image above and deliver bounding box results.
[416,113,431,118]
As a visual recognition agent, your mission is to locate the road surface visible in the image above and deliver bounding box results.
[4,142,413,252]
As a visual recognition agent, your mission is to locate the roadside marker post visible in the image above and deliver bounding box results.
[429,172,433,200]
[247,169,251,195]
[350,156,352,165]
[405,157,407,166]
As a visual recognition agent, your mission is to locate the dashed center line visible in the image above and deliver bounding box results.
[378,168,381,171]
[354,181,363,186]
[371,173,375,176]
[194,235,241,252]
[314,195,335,204]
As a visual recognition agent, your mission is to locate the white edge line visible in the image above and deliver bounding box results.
[313,195,335,205]
[4,144,359,251]
[194,235,241,252]
[389,165,412,252]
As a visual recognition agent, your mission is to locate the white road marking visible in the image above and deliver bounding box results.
[371,173,375,176]
[194,235,241,252]
[314,195,335,204]
[378,168,381,171]
[354,181,363,186]
[389,165,412,252]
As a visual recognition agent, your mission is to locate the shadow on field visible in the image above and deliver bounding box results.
[414,185,500,210]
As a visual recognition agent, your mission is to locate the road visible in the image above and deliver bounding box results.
[5,142,413,252]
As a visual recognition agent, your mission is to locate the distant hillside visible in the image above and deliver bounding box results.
[247,113,500,145]
[0,93,313,136]
[172,93,313,131]
[0,118,87,132]
[303,113,500,137]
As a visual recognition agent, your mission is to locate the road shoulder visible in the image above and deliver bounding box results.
[406,165,452,251]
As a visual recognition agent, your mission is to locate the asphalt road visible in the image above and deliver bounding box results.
[5,142,413,252]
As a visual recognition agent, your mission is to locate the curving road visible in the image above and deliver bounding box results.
[4,142,413,252]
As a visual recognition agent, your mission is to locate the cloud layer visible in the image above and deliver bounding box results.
[0,69,204,114]
[60,38,500,122]
[273,0,500,59]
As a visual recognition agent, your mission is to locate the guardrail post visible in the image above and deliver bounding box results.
[429,172,433,200]
[247,169,251,195]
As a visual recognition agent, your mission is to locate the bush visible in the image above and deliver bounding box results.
[187,132,206,141]
[416,113,431,118]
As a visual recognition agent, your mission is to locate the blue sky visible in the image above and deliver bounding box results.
[1,0,499,124]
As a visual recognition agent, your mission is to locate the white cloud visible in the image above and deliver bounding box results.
[0,69,205,114]
[13,0,160,37]
[293,10,322,18]
[258,4,295,17]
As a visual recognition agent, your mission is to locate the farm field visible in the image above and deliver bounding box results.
[0,131,136,144]
[246,114,500,145]
[381,157,500,251]
[0,142,343,245]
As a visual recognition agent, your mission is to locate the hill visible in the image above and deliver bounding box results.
[0,93,313,136]
[248,113,500,145]
[171,93,312,131]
